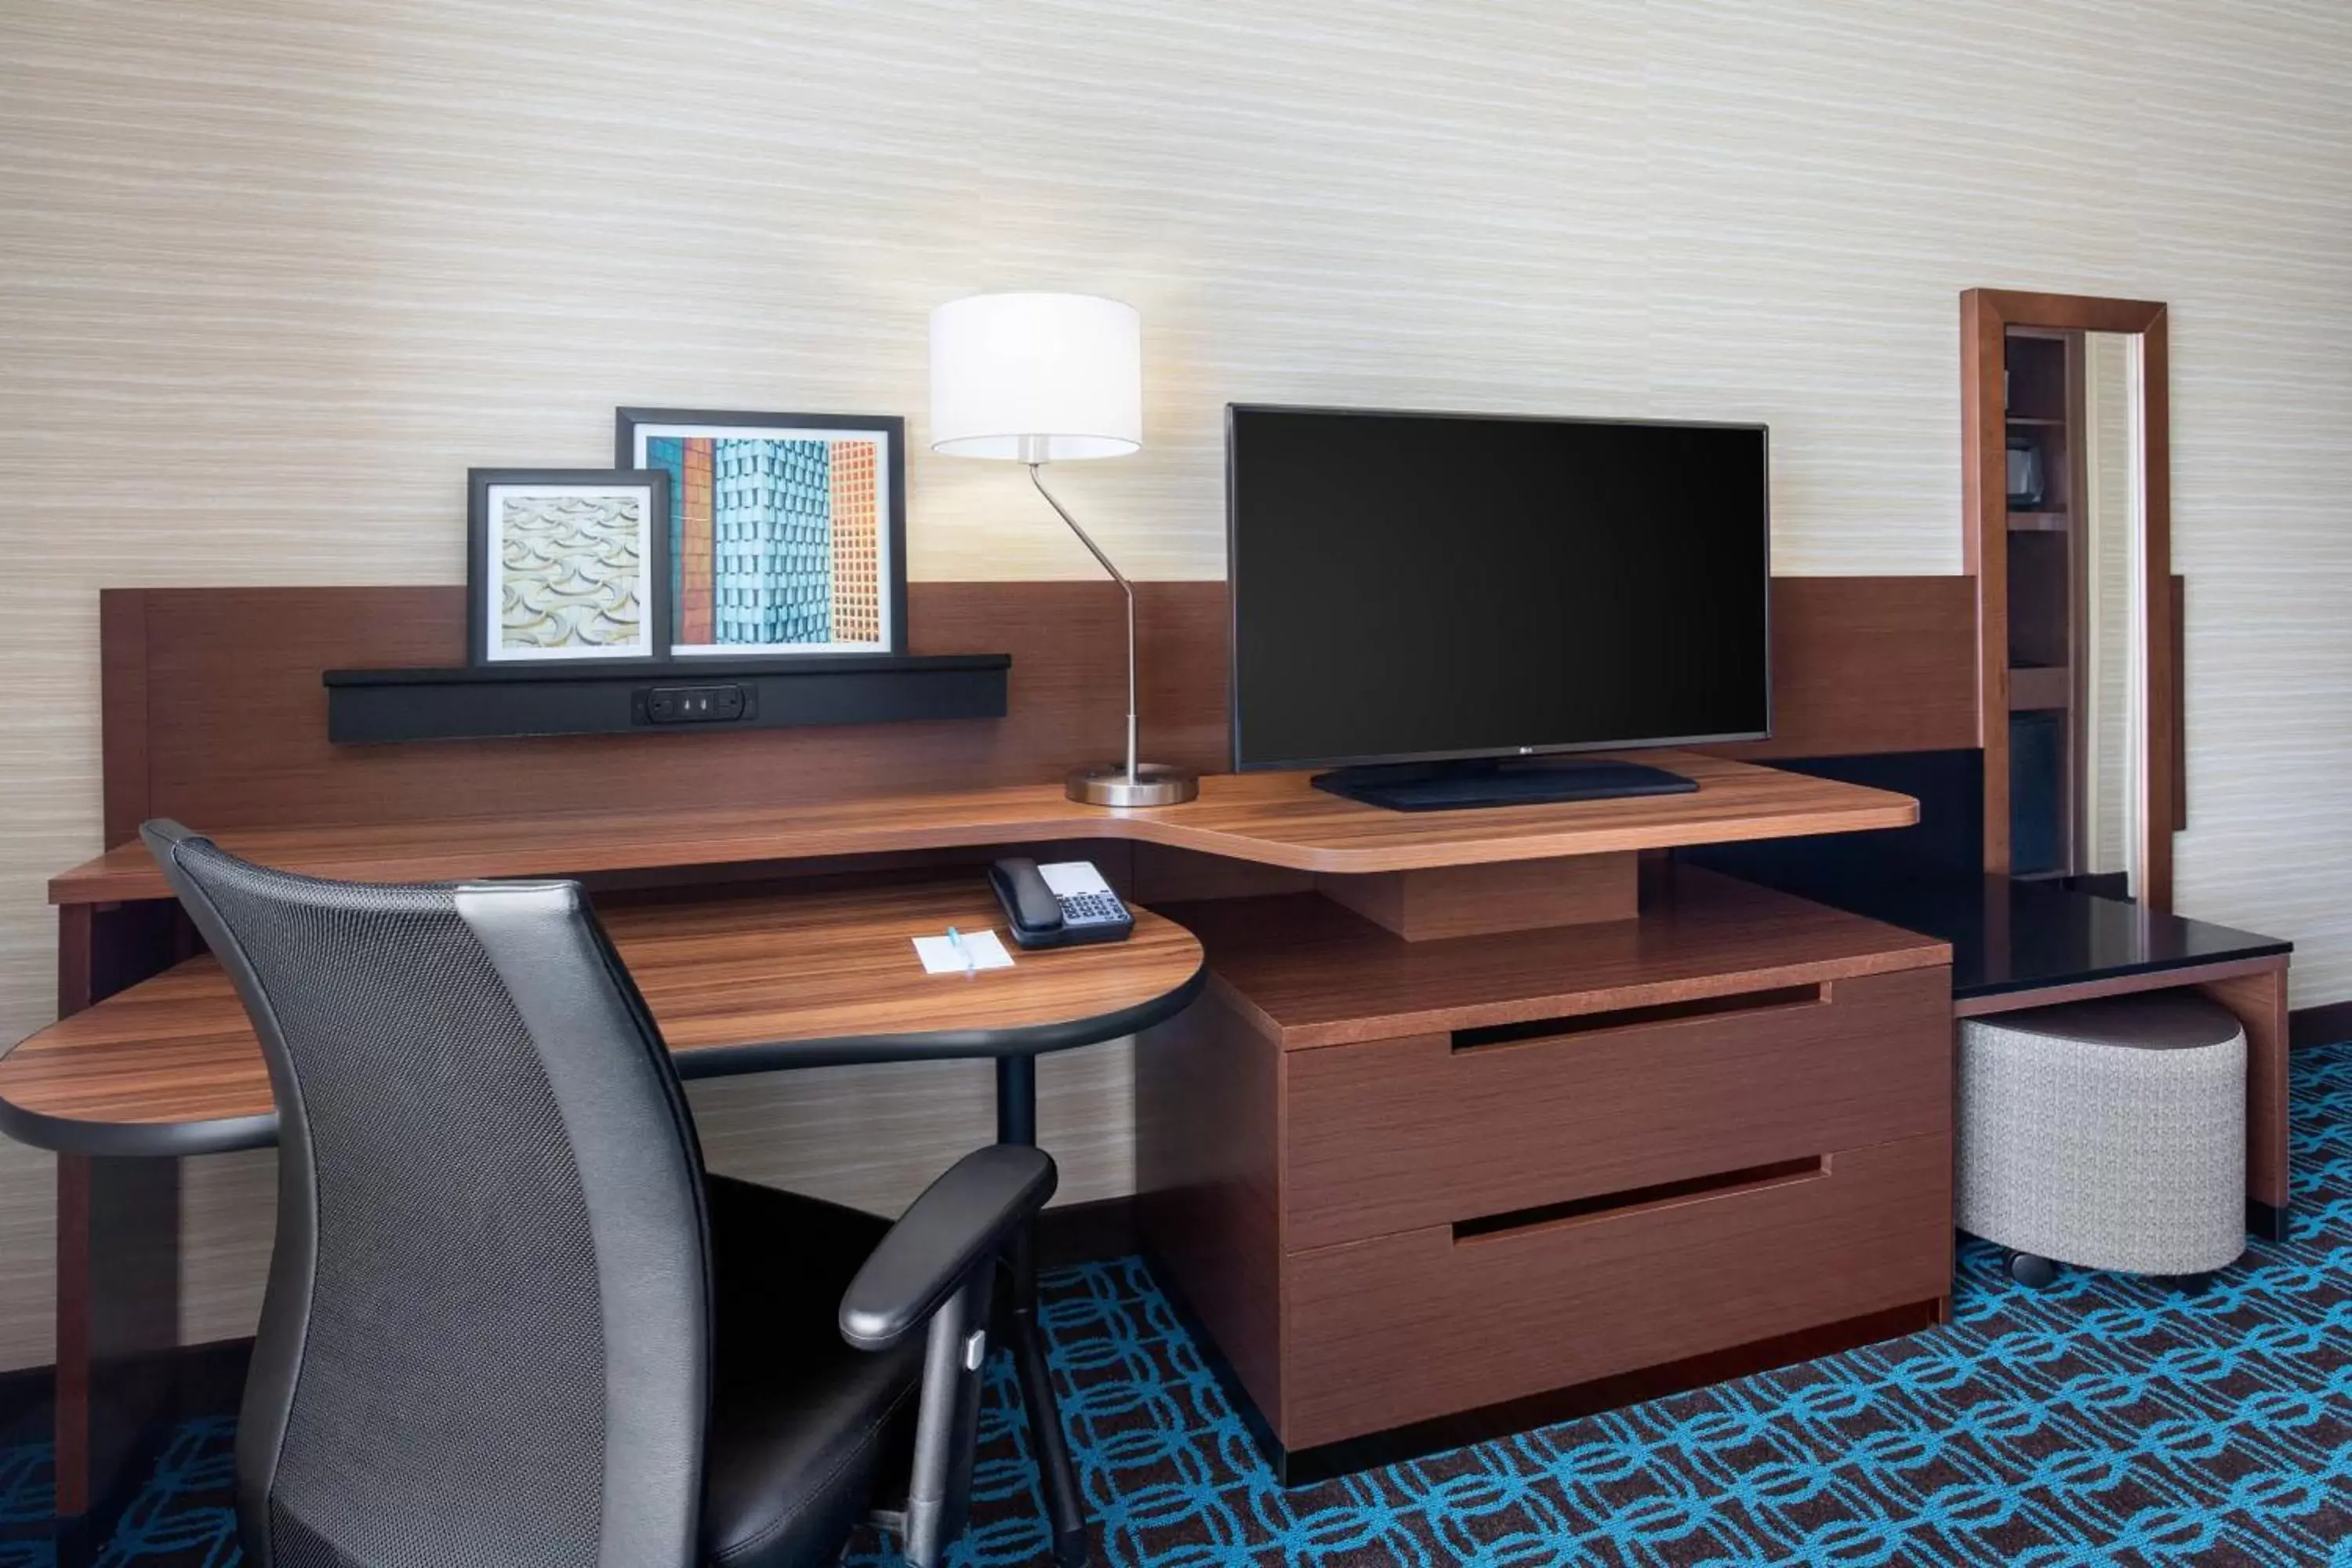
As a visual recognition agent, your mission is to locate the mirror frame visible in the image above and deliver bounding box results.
[1960,290,2179,908]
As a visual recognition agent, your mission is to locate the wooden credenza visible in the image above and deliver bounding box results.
[1137,863,1955,1473]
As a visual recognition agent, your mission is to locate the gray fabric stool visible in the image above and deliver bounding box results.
[1958,992,2246,1283]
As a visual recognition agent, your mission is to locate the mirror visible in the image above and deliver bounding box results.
[2077,331,2143,891]
[1969,289,2174,907]
[2001,327,2146,893]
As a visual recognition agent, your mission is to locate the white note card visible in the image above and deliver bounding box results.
[913,928,1015,975]
[1037,861,1114,898]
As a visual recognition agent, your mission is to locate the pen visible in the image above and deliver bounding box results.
[946,925,975,976]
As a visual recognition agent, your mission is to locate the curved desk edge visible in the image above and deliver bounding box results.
[0,1098,280,1160]
[0,954,1207,1161]
[672,962,1206,1078]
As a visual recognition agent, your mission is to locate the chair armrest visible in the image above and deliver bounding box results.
[839,1144,1057,1351]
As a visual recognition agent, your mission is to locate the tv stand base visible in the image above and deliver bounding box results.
[1310,755,1699,812]
[1318,853,1638,939]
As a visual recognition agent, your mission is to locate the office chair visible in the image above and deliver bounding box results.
[143,820,1054,1568]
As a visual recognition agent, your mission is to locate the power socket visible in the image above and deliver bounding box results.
[636,684,753,725]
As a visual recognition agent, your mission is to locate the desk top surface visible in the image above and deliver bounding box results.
[1,877,1205,1157]
[1788,876,2289,1004]
[49,750,1917,906]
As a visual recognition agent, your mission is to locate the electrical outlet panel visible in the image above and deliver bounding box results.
[637,684,753,725]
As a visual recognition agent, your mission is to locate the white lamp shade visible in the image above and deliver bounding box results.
[929,292,1142,460]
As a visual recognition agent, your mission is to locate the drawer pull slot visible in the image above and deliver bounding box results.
[1454,1156,1830,1243]
[1451,983,1825,1052]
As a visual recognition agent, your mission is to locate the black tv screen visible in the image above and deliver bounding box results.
[1228,406,1770,771]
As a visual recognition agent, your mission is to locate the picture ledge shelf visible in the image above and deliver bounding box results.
[322,653,1011,745]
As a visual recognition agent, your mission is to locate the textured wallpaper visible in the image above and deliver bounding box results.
[2,0,2350,1369]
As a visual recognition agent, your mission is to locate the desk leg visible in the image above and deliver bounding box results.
[2199,968,2292,1243]
[53,1152,181,1563]
[994,1056,1089,1568]
[53,902,188,1561]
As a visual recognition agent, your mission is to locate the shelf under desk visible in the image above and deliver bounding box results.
[2,877,1206,1158]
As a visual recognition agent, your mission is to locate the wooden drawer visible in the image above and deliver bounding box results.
[1280,1131,1951,1448]
[1283,964,1950,1250]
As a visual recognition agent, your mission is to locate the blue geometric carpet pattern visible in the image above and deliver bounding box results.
[10,1041,2352,1566]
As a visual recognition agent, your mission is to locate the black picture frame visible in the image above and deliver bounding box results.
[615,408,909,658]
[466,467,672,667]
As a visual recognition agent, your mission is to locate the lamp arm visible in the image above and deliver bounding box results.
[1029,463,1138,783]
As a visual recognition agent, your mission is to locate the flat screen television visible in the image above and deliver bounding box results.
[1226,405,1770,810]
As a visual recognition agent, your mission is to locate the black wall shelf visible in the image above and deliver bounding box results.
[324,654,1011,744]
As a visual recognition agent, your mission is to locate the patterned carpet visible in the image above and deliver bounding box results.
[9,1043,2352,1567]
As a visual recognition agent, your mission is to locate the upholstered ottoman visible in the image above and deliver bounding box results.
[1958,992,2246,1286]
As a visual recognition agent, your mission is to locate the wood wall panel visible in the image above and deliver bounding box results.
[107,575,1970,848]
[1700,577,1977,761]
[114,582,1230,837]
[97,594,151,850]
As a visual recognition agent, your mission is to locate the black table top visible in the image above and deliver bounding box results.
[1801,875,2290,1003]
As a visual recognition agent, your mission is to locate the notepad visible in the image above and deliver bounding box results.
[1037,860,1116,898]
[913,928,1014,975]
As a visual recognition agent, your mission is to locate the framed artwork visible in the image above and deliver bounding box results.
[466,468,671,666]
[616,408,907,658]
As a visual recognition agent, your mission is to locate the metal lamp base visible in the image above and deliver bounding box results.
[1065,763,1199,808]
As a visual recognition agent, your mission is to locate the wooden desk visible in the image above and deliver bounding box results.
[48,750,1916,905]
[2,878,1206,1158]
[19,578,1962,1544]
[18,749,1917,1537]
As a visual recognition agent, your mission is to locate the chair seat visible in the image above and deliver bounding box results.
[702,1175,927,1568]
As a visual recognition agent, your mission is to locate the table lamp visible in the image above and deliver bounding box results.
[929,291,1199,806]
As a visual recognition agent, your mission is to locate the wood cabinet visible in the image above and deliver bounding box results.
[1137,864,1954,1472]
[1282,1135,1950,1447]
[1282,967,1950,1250]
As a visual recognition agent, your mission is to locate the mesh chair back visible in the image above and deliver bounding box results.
[144,822,710,1568]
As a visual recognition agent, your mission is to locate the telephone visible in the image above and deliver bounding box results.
[988,858,1135,949]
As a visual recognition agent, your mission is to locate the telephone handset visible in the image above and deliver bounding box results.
[988,858,1135,949]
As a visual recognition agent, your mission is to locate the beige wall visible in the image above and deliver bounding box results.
[5,0,2350,1370]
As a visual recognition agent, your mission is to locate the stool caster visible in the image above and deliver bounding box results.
[2169,1270,2218,1296]
[2005,1250,2058,1289]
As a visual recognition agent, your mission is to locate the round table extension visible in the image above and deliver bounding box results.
[0,877,1206,1157]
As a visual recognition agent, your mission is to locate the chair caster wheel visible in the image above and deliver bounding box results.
[2005,1250,2057,1289]
[1053,1525,1091,1568]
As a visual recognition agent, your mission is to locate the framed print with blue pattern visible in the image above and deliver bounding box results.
[616,408,907,659]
